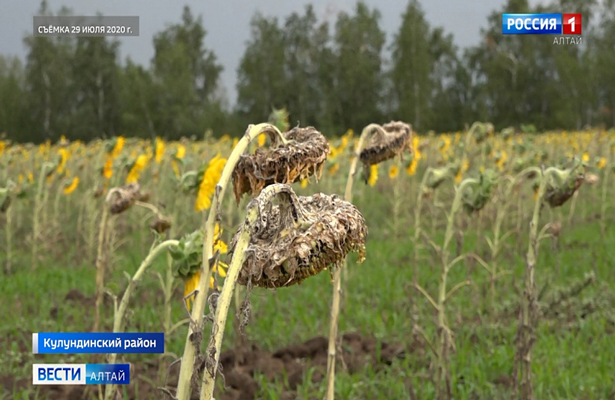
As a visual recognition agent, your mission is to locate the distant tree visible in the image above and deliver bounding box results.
[71,35,121,140]
[151,5,223,138]
[0,56,27,141]
[236,13,287,124]
[331,1,385,133]
[119,59,158,138]
[283,5,332,129]
[23,0,75,142]
[390,0,433,131]
[595,0,615,127]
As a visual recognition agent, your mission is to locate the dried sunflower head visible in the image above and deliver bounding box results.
[232,126,330,203]
[106,183,142,214]
[544,160,584,208]
[230,184,367,288]
[150,216,172,234]
[359,121,412,184]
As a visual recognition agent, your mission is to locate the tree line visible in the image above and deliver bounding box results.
[1,0,614,143]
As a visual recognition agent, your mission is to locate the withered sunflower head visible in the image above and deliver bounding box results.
[544,160,585,208]
[229,184,367,288]
[232,126,330,203]
[106,182,142,214]
[150,216,172,234]
[359,121,412,184]
[545,175,584,208]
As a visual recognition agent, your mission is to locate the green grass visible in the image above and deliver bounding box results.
[1,178,614,400]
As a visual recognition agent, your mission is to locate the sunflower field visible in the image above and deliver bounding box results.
[1,120,615,400]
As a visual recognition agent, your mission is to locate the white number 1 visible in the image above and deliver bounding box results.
[568,16,576,32]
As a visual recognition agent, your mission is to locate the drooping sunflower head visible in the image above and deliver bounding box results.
[359,121,412,184]
[106,183,142,214]
[232,126,330,203]
[462,169,498,214]
[544,158,585,208]
[229,184,367,289]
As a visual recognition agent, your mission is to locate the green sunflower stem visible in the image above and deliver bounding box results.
[103,238,179,400]
[176,123,283,400]
[31,162,51,270]
[599,142,612,236]
[488,167,541,316]
[5,197,12,274]
[434,177,478,400]
[512,166,560,400]
[93,205,109,333]
[325,123,381,400]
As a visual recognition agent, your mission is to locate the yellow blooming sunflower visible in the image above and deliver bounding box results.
[111,136,125,159]
[184,224,228,310]
[155,137,165,164]
[368,164,378,187]
[126,154,150,183]
[597,157,606,169]
[258,133,267,147]
[103,157,113,179]
[195,154,227,211]
[56,148,69,174]
[63,177,79,195]
[406,159,418,176]
[176,144,186,159]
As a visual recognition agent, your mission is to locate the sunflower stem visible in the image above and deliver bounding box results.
[325,123,381,400]
[176,123,282,400]
[199,183,287,400]
[103,238,178,400]
[93,205,109,333]
[512,166,561,400]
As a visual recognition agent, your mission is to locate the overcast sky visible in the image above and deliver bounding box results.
[1,0,546,106]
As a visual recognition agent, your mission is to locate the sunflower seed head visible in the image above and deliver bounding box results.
[106,183,142,214]
[230,184,367,288]
[150,216,172,234]
[360,121,412,183]
[232,127,330,203]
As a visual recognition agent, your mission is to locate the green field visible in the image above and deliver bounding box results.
[2,143,614,399]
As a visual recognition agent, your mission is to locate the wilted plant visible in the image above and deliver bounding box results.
[414,169,496,399]
[325,121,411,400]
[199,183,367,400]
[231,126,330,202]
[102,235,179,400]
[31,161,56,270]
[92,183,144,332]
[462,168,498,214]
[359,121,412,184]
[175,123,328,400]
[233,187,367,288]
[512,158,585,400]
[1,180,16,274]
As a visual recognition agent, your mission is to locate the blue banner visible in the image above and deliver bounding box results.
[32,332,164,354]
[33,364,130,385]
[502,13,562,34]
